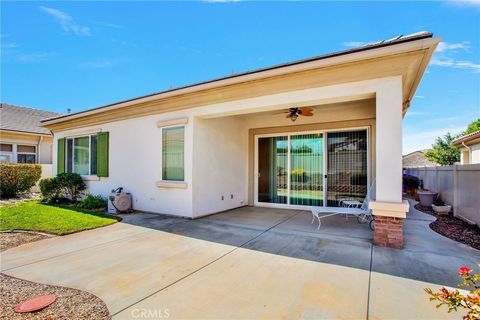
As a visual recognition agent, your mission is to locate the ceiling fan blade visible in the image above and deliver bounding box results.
[299,107,314,116]
[299,107,313,112]
[300,112,314,117]
[286,114,291,118]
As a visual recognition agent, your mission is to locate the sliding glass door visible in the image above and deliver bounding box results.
[326,130,368,207]
[290,133,324,206]
[258,136,288,204]
[256,129,367,208]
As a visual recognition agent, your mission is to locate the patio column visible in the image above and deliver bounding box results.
[370,76,409,249]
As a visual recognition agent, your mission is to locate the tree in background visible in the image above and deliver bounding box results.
[424,133,460,166]
[464,118,480,135]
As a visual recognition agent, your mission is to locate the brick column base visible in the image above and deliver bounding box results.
[373,216,404,249]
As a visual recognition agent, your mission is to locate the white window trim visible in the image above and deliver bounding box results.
[17,144,37,164]
[1,143,38,164]
[65,134,98,179]
[157,124,187,188]
[0,152,14,163]
[253,126,370,210]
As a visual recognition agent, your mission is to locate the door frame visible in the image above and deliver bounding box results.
[253,126,370,210]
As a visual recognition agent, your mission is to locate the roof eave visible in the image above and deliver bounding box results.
[42,33,440,127]
[0,128,53,136]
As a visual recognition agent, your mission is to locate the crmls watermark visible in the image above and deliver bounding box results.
[131,308,170,319]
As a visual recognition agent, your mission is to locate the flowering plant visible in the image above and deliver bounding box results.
[425,264,480,319]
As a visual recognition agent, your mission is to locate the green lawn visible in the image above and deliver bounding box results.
[0,201,121,235]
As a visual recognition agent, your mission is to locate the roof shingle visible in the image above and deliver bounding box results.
[0,103,61,135]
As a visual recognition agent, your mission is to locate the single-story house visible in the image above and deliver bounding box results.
[402,150,437,168]
[42,31,440,248]
[452,130,480,164]
[0,103,60,165]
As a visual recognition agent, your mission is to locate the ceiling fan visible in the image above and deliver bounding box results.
[284,107,314,122]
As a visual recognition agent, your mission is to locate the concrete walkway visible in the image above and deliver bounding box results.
[2,201,479,319]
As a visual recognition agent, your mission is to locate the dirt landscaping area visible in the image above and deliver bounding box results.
[414,203,480,250]
[0,274,110,320]
[0,204,114,319]
[0,232,53,252]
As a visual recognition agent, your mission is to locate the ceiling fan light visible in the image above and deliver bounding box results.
[290,114,298,121]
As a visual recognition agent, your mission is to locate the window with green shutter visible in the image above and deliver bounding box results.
[57,138,66,174]
[97,132,109,177]
[59,132,109,177]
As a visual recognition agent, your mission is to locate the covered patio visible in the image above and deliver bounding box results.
[3,203,478,319]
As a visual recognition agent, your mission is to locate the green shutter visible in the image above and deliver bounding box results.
[97,132,109,177]
[57,138,66,174]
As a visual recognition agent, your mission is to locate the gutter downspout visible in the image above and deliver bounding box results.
[461,141,471,164]
[38,136,43,164]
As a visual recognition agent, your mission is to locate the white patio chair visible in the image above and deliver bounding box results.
[311,181,375,230]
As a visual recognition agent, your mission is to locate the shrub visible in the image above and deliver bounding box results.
[403,174,420,189]
[39,173,86,203]
[56,173,86,202]
[0,164,42,198]
[39,177,63,202]
[78,194,107,210]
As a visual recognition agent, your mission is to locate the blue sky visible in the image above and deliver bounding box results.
[1,1,479,154]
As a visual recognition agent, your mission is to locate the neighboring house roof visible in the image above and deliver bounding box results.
[42,31,436,127]
[0,103,61,135]
[402,150,437,168]
[452,130,480,147]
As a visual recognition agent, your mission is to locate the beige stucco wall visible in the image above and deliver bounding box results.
[458,141,480,165]
[49,75,411,218]
[192,116,249,217]
[0,131,53,164]
[236,99,376,206]
[471,144,480,164]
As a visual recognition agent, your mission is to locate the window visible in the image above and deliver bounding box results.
[66,135,97,175]
[0,143,13,163]
[162,126,184,181]
[17,145,36,164]
[0,154,11,163]
[1,144,13,152]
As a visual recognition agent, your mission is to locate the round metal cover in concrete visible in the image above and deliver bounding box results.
[14,295,56,313]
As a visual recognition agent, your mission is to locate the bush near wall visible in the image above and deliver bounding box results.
[0,164,42,199]
[39,173,86,203]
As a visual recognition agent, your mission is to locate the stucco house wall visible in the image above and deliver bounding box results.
[53,111,194,216]
[44,32,440,250]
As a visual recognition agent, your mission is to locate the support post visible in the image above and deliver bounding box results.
[369,76,409,249]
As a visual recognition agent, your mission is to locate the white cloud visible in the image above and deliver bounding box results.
[405,111,426,117]
[16,52,52,62]
[342,41,368,48]
[2,42,18,49]
[39,6,91,36]
[93,21,125,29]
[414,95,425,99]
[445,0,480,8]
[403,126,465,154]
[80,58,115,69]
[436,41,470,52]
[430,57,480,73]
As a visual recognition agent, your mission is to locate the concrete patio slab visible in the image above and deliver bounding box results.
[243,227,372,270]
[3,228,236,314]
[275,210,373,240]
[1,223,150,271]
[369,272,456,320]
[1,201,477,319]
[201,206,299,228]
[114,247,370,320]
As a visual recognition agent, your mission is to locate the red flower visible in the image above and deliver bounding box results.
[458,267,472,276]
